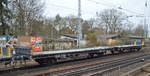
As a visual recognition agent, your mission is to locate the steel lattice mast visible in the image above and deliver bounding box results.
[77,0,82,48]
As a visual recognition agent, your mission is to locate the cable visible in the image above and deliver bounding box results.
[44,0,144,20]
[46,3,78,11]
[45,3,95,17]
[100,0,144,13]
[88,0,143,15]
[88,0,115,7]
[118,7,143,15]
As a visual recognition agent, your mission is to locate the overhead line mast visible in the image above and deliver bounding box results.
[144,0,148,38]
[77,0,82,48]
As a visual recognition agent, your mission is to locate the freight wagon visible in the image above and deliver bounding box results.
[34,45,143,64]
[0,36,144,65]
[10,44,142,65]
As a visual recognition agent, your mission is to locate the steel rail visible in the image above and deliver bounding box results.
[57,54,150,76]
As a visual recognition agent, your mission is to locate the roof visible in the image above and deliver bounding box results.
[62,34,78,39]
[98,34,120,39]
[128,36,144,39]
[0,35,15,40]
[43,38,75,42]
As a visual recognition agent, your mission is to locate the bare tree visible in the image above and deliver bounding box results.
[65,16,78,34]
[120,21,134,37]
[97,9,126,34]
[133,24,145,37]
[0,0,12,35]
[82,21,91,34]
[54,14,67,33]
[12,0,44,36]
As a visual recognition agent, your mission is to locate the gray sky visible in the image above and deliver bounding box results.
[43,0,150,35]
[43,0,149,19]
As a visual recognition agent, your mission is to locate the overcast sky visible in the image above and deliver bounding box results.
[43,0,149,18]
[43,0,150,35]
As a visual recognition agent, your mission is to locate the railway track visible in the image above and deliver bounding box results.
[15,49,149,76]
[58,54,150,76]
